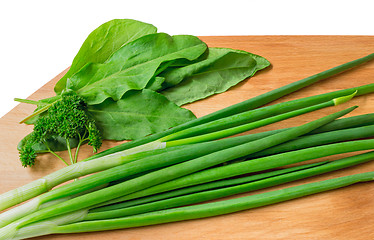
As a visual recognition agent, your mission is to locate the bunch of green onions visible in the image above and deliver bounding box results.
[0,53,374,240]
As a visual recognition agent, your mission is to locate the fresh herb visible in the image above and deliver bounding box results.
[18,91,102,167]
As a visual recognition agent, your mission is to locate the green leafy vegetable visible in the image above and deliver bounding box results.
[66,33,207,105]
[54,19,157,93]
[88,89,196,140]
[160,48,271,105]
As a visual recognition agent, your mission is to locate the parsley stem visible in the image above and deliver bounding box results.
[49,150,69,166]
[44,141,69,166]
[74,133,87,164]
[66,140,74,165]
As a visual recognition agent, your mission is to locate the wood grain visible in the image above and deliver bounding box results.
[1,36,373,240]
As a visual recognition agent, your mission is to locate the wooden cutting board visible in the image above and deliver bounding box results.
[1,36,374,240]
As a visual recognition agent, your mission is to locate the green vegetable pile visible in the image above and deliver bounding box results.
[16,19,270,167]
[0,19,374,240]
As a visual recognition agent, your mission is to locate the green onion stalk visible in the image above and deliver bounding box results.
[101,137,374,206]
[44,171,374,238]
[87,150,374,220]
[0,106,356,238]
[95,161,330,212]
[0,96,355,227]
[180,112,374,149]
[248,124,374,158]
[94,123,374,209]
[95,122,374,208]
[162,91,355,146]
[8,152,374,240]
[0,82,364,212]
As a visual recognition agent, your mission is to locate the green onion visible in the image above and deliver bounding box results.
[56,171,374,233]
[103,137,374,206]
[0,106,354,237]
[13,170,374,239]
[186,112,374,146]
[93,125,374,210]
[2,81,373,213]
[92,162,328,212]
[0,140,170,212]
[0,92,354,213]
[1,94,354,227]
[163,92,355,146]
[249,124,374,158]
[86,150,374,220]
[308,112,374,134]
[0,129,280,227]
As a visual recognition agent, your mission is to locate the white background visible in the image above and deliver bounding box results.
[0,0,373,117]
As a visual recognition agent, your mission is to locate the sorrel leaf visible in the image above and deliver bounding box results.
[54,19,157,93]
[66,33,207,105]
[160,48,270,105]
[88,89,196,140]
